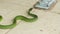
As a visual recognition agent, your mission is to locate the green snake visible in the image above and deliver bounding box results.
[0,8,38,29]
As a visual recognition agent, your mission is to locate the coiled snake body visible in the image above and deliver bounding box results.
[0,8,38,29]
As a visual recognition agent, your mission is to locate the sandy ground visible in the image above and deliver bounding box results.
[0,0,60,34]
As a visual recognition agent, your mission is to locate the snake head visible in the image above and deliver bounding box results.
[0,16,3,22]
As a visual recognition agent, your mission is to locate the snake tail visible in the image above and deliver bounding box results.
[0,8,38,29]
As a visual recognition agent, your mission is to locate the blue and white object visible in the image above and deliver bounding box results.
[35,0,57,9]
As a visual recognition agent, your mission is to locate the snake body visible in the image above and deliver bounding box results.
[0,8,38,29]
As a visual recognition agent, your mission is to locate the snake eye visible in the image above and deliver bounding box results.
[34,0,57,9]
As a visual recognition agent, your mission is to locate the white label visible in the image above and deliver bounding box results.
[35,0,57,9]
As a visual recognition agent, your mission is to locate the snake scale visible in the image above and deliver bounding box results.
[0,8,38,29]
